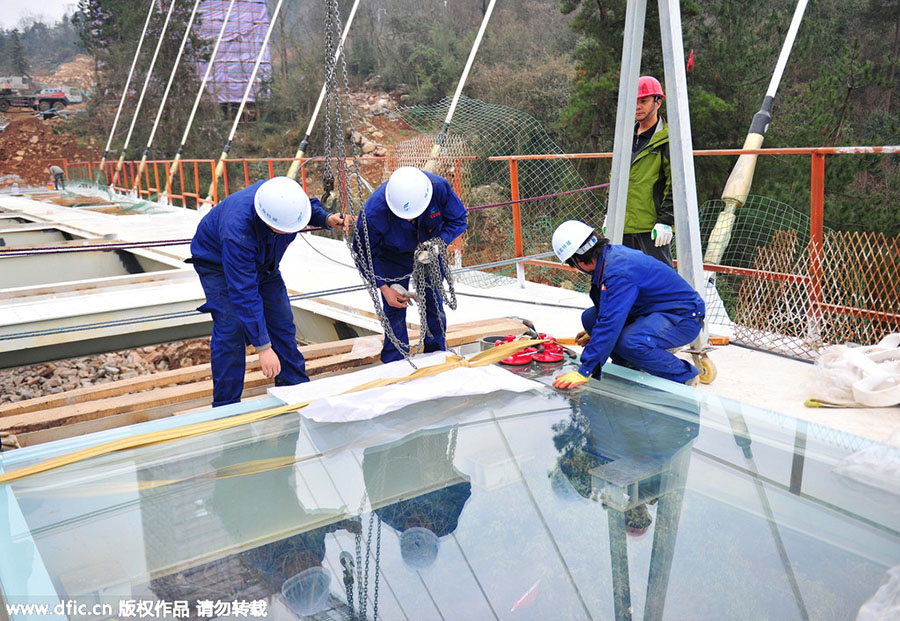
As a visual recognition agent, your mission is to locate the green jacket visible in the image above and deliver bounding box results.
[625,118,673,234]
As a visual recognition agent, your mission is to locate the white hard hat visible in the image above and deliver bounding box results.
[385,167,433,219]
[552,220,597,263]
[281,566,331,616]
[399,526,440,569]
[253,176,312,233]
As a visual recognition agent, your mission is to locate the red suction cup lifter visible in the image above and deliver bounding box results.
[495,340,537,366]
[532,338,565,363]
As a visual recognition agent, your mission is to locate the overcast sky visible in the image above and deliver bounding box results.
[1,0,76,30]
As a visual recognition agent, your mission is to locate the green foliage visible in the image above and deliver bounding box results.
[9,30,28,76]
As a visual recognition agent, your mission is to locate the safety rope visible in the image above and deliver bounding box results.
[0,338,544,485]
[2,182,609,257]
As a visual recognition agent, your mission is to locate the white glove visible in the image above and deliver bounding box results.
[416,248,434,264]
[651,223,673,247]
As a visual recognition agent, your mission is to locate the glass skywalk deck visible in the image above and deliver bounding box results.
[1,361,898,620]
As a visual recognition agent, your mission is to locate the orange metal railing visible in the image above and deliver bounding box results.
[50,146,900,358]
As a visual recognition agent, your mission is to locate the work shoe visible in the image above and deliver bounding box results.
[684,375,700,388]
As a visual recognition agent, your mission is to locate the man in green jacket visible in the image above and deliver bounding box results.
[606,75,674,267]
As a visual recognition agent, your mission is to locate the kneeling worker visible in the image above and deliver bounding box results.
[190,176,348,407]
[551,220,705,390]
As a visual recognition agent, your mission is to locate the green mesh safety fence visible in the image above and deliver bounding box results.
[699,195,899,359]
[395,96,601,291]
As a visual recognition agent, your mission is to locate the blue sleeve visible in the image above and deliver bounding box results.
[438,182,467,246]
[221,234,270,348]
[308,197,330,229]
[578,274,638,377]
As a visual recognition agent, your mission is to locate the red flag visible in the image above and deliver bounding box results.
[686,49,695,73]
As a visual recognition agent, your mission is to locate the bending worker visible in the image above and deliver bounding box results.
[48,164,66,191]
[605,75,674,267]
[190,176,348,407]
[353,166,467,363]
[551,220,705,390]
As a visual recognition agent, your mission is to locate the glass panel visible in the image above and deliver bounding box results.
[3,363,899,620]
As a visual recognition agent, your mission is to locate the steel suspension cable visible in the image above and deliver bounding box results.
[164,0,238,205]
[704,0,809,265]
[110,0,180,189]
[94,0,157,184]
[285,0,362,181]
[205,0,288,203]
[132,0,204,194]
[423,0,496,173]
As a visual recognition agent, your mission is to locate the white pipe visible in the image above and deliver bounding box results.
[95,0,156,184]
[444,0,495,129]
[766,0,809,99]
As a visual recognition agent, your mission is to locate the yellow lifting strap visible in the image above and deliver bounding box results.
[0,339,547,485]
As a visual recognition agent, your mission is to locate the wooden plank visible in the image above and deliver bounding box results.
[0,318,526,417]
[0,318,527,435]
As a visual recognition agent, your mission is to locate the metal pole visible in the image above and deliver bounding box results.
[286,0,362,180]
[423,0,497,173]
[206,0,288,203]
[605,0,647,244]
[658,0,707,349]
[110,0,180,190]
[94,0,157,184]
[132,0,203,195]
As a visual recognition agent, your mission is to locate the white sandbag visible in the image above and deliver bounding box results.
[810,334,900,407]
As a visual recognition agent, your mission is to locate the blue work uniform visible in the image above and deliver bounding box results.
[579,244,705,383]
[353,171,467,363]
[190,180,330,406]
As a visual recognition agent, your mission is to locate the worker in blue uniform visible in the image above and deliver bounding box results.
[353,166,467,363]
[550,220,705,390]
[190,176,348,407]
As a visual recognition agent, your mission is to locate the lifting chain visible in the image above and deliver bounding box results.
[321,0,417,366]
[410,237,458,347]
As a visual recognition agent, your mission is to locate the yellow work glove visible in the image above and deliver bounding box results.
[553,371,589,390]
[575,330,590,347]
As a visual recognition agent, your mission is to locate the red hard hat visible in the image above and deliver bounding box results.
[637,76,664,99]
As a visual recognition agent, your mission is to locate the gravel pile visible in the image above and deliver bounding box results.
[0,339,210,405]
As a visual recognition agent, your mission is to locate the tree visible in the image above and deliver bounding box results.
[10,29,29,76]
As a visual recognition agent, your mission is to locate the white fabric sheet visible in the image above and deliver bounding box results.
[268,352,542,423]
